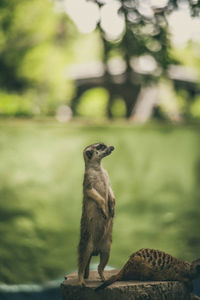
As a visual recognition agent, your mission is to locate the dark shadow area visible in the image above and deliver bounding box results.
[193,279,200,297]
[0,285,61,300]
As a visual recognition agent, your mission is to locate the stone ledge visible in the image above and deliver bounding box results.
[61,270,191,300]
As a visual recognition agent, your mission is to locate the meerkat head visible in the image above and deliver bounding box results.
[83,143,114,164]
[190,259,200,279]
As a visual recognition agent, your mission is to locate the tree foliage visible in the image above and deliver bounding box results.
[70,0,200,119]
[0,0,200,118]
[95,0,200,75]
[0,0,74,116]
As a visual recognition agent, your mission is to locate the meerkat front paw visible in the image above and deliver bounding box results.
[100,207,108,219]
[108,199,115,217]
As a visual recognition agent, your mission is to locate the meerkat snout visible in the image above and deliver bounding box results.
[102,145,114,157]
[108,146,114,152]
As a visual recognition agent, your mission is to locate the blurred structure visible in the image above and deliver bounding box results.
[62,0,200,121]
[0,0,200,121]
[56,105,72,123]
[68,60,200,121]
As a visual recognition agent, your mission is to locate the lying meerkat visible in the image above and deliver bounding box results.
[78,142,115,287]
[96,248,200,292]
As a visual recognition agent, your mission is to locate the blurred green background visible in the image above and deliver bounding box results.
[1,120,200,284]
[0,0,200,286]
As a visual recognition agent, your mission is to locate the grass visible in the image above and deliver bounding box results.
[0,119,200,284]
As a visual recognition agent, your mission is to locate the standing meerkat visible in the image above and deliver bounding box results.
[78,142,115,287]
[96,248,200,291]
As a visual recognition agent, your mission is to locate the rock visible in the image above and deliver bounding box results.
[61,270,191,300]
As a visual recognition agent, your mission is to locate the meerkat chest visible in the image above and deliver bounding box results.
[94,172,109,197]
[86,168,108,197]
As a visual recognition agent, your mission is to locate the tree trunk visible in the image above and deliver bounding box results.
[61,270,191,300]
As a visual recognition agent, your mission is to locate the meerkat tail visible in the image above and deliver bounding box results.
[95,274,119,291]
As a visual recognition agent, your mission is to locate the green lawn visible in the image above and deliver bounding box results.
[0,120,200,284]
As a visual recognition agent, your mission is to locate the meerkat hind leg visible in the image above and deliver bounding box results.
[78,243,93,286]
[84,254,92,279]
[98,250,110,281]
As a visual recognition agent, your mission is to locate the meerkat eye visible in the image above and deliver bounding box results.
[96,144,106,150]
[96,144,103,150]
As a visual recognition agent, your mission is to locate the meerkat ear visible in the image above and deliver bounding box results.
[86,150,93,159]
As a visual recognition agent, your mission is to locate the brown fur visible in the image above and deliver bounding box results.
[96,248,200,291]
[78,143,115,286]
